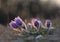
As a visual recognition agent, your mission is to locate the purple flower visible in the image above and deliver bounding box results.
[9,21,18,28]
[14,16,22,26]
[34,20,39,27]
[45,19,52,28]
[32,19,39,27]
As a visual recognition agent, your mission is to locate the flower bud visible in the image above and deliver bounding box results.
[45,19,52,28]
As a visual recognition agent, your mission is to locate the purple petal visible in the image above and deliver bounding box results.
[34,20,39,27]
[15,19,22,26]
[9,21,18,28]
[14,16,23,26]
[11,23,18,28]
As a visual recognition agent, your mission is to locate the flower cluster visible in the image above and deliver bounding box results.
[9,16,53,34]
[9,17,52,28]
[9,16,55,37]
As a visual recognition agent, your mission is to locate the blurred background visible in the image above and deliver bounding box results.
[0,0,60,42]
[0,0,60,25]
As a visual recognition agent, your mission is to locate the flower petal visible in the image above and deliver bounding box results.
[14,16,22,26]
[9,21,18,28]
